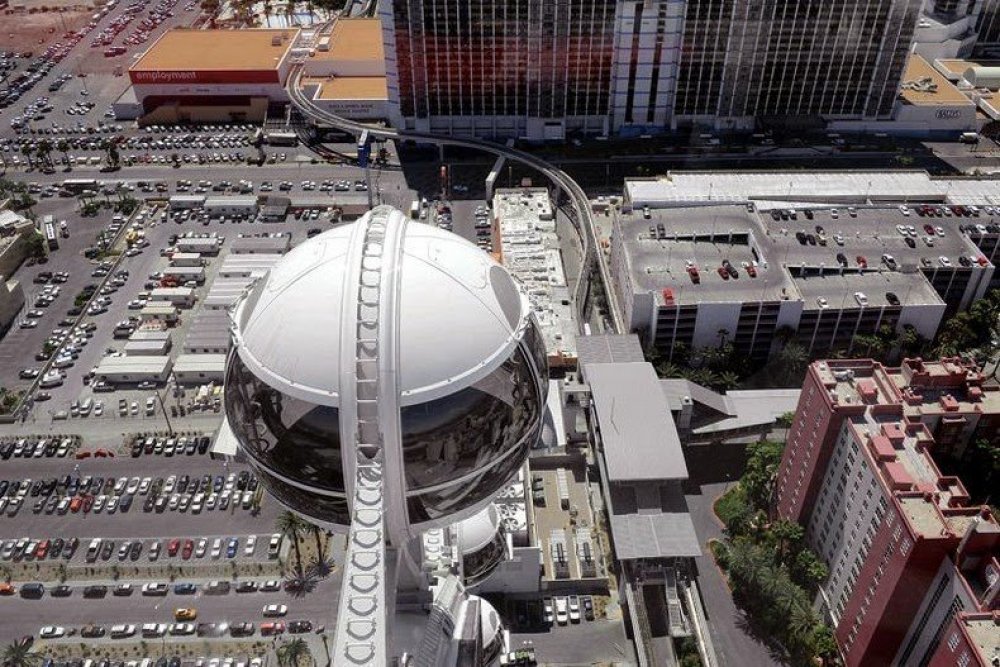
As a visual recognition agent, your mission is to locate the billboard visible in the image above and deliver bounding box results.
[129,69,280,85]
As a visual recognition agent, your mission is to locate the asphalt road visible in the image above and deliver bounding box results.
[0,572,341,643]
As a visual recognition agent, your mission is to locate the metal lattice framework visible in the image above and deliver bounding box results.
[333,209,393,666]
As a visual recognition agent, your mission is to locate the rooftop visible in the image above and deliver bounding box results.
[494,188,576,364]
[619,203,976,308]
[958,612,1000,664]
[899,54,971,106]
[623,170,1000,208]
[576,334,645,366]
[316,76,388,100]
[606,481,701,559]
[314,18,383,62]
[132,28,297,72]
[586,362,687,482]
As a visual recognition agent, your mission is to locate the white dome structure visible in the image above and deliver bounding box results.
[224,205,548,536]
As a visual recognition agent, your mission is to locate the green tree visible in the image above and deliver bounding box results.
[35,139,53,171]
[712,370,741,392]
[277,638,311,667]
[19,144,35,170]
[25,232,46,258]
[2,640,41,667]
[306,521,326,562]
[276,510,306,577]
[791,548,829,590]
[56,138,70,170]
[742,440,784,512]
[769,518,803,566]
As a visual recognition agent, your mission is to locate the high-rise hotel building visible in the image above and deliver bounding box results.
[379,0,924,139]
[774,358,999,667]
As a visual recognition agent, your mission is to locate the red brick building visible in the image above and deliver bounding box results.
[773,358,1000,666]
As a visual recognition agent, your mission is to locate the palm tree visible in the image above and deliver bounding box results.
[713,370,741,392]
[284,0,297,26]
[306,521,326,562]
[276,510,306,576]
[19,144,34,170]
[788,598,817,647]
[35,139,53,171]
[56,138,70,170]
[277,638,312,667]
[2,641,41,667]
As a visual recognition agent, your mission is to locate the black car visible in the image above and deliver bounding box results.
[805,234,816,246]
[230,622,254,638]
[815,225,825,235]
[50,537,64,558]
[82,585,108,599]
[197,436,211,455]
[128,541,141,560]
[64,537,79,559]
[905,237,916,248]
[886,292,900,306]
[959,256,972,267]
[50,585,71,598]
[235,581,258,593]
[582,596,595,621]
[795,231,807,244]
[288,620,313,633]
[804,209,814,220]
[80,625,105,638]
[100,541,114,561]
[143,496,156,512]
[178,475,189,493]
[121,495,134,513]
[174,583,197,595]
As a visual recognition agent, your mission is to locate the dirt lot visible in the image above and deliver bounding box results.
[0,7,92,52]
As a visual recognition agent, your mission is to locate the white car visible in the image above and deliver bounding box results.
[262,603,288,617]
[899,205,910,216]
[554,597,568,625]
[939,256,952,267]
[854,291,869,307]
[39,626,66,638]
[168,622,195,636]
[244,535,257,556]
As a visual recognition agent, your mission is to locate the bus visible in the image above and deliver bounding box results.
[61,178,99,194]
[43,220,58,250]
[264,130,298,146]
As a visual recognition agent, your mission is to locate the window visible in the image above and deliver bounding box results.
[947,632,959,651]
[957,651,970,667]
[901,538,913,556]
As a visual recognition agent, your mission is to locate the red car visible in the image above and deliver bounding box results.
[69,497,82,513]
[82,495,93,513]
[686,265,700,284]
[181,539,194,560]
[716,266,729,280]
[856,255,868,268]
[167,538,181,557]
[260,622,285,636]
[35,540,50,559]
[923,224,935,235]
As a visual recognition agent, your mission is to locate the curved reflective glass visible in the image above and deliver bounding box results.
[252,466,351,526]
[463,528,506,587]
[523,316,550,391]
[225,352,345,493]
[406,434,534,524]
[401,345,542,492]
